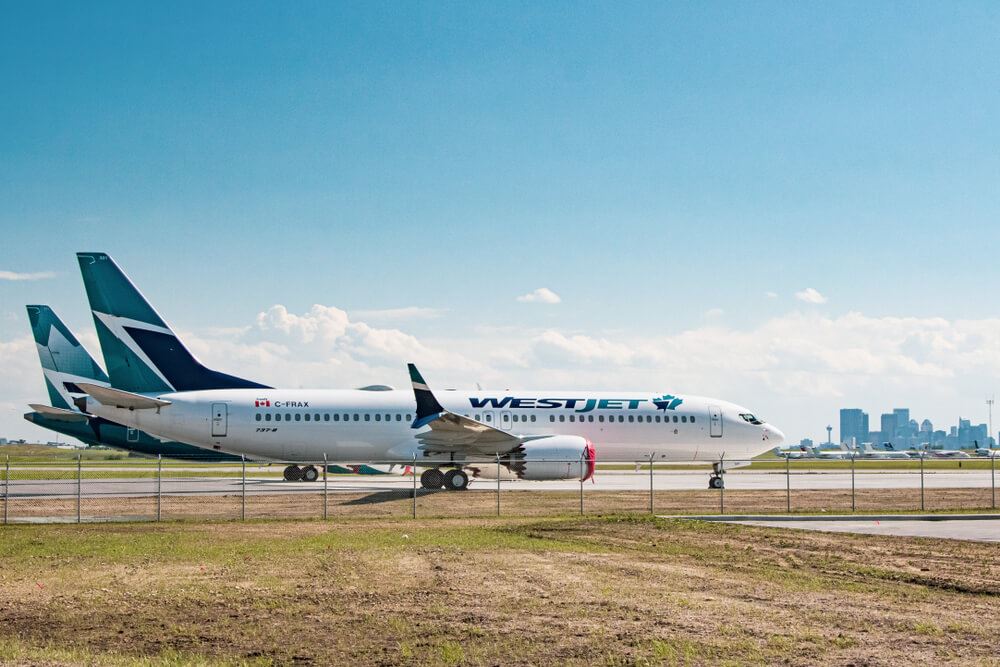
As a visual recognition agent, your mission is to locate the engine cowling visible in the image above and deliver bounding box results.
[473,436,595,482]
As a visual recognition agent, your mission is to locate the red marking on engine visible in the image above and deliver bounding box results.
[582,439,596,482]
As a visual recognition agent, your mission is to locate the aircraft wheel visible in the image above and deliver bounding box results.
[444,468,469,491]
[283,465,303,482]
[301,465,319,482]
[708,475,724,490]
[420,468,444,490]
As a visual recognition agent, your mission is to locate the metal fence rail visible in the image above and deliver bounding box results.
[1,453,997,524]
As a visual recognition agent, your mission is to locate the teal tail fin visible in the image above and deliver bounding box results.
[25,305,110,409]
[76,252,270,393]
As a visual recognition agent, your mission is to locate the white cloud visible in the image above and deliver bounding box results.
[765,291,778,299]
[794,287,827,304]
[516,287,561,304]
[704,308,725,320]
[0,270,56,281]
[5,300,1000,446]
[350,307,446,323]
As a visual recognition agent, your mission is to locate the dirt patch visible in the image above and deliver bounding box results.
[1,516,998,665]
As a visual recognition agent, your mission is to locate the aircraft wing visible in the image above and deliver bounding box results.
[75,382,171,410]
[407,364,522,456]
[27,404,90,422]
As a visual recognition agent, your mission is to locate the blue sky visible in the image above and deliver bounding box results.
[2,2,999,442]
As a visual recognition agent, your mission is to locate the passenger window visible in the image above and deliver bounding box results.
[673,416,678,423]
[324,414,329,422]
[295,414,301,422]
[265,413,272,422]
[353,414,359,422]
[619,416,625,423]
[385,414,391,421]
[646,416,652,423]
[375,414,381,421]
[485,414,492,422]
[512,415,518,423]
[396,414,402,421]
[690,416,696,424]
[315,414,320,421]
[549,415,555,422]
[407,414,412,421]
[655,415,660,423]
[598,415,604,423]
[569,415,575,422]
[681,415,687,423]
[365,414,371,422]
[334,414,339,422]
[531,415,536,422]
[255,413,261,421]
[475,414,481,421]
[559,415,565,423]
[304,414,311,422]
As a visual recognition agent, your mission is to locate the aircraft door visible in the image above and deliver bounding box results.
[127,427,139,443]
[709,405,723,438]
[211,403,228,437]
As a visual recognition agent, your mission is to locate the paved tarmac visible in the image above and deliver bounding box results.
[4,469,998,499]
[720,516,1000,542]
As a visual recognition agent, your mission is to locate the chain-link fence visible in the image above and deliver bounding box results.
[1,453,997,524]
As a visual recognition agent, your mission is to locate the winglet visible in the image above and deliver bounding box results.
[408,363,445,428]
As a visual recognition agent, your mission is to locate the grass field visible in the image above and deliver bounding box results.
[1,515,998,666]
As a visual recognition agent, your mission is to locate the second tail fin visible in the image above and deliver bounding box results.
[26,305,110,410]
[76,252,270,393]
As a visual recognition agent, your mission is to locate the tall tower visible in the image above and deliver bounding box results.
[826,425,833,446]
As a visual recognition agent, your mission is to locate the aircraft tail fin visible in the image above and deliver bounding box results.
[76,252,271,393]
[26,305,110,410]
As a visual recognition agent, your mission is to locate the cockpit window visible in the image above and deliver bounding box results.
[739,413,763,425]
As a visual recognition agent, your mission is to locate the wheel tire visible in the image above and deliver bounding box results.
[302,465,319,482]
[420,468,444,490]
[444,468,469,491]
[284,465,303,482]
[709,476,724,490]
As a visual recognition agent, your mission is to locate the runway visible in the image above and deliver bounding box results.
[5,469,998,499]
[717,516,1000,542]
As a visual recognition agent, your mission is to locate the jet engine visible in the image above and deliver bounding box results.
[470,436,595,481]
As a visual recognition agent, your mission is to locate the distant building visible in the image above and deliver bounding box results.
[799,438,814,448]
[880,413,896,446]
[0,438,7,445]
[839,409,869,446]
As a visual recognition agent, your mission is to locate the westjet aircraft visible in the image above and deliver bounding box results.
[72,252,784,490]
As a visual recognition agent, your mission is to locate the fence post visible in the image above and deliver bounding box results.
[850,453,856,513]
[323,453,328,520]
[649,454,654,514]
[718,458,724,515]
[992,454,996,510]
[76,454,82,524]
[3,455,8,525]
[156,454,162,522]
[785,455,791,513]
[240,455,246,521]
[411,455,417,519]
[496,454,501,517]
[919,453,925,512]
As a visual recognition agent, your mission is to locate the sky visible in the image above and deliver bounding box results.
[2,1,999,443]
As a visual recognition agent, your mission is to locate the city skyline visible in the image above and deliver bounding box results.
[838,405,995,450]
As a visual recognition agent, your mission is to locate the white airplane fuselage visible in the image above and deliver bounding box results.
[83,388,783,464]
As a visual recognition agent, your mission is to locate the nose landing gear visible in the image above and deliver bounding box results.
[708,461,726,489]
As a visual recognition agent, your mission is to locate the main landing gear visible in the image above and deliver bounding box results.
[708,461,726,490]
[420,467,469,491]
[283,465,319,482]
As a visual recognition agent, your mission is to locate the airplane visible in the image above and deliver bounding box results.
[22,304,240,461]
[974,447,1000,458]
[809,445,857,460]
[70,252,785,490]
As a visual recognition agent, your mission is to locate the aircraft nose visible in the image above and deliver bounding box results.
[765,425,785,446]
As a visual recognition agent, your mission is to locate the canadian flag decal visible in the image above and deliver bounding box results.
[254,398,271,408]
